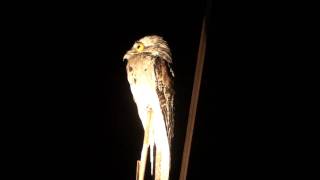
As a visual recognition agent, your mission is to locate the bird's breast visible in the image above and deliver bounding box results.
[126,56,159,105]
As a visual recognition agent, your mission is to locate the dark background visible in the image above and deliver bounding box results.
[6,0,285,179]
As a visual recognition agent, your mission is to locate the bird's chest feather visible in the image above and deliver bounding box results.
[126,56,159,104]
[126,56,156,88]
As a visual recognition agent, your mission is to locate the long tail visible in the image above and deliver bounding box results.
[155,142,170,180]
[153,107,171,180]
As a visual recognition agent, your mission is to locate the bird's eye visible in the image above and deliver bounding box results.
[136,43,144,52]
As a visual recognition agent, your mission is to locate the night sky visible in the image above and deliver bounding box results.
[9,0,282,179]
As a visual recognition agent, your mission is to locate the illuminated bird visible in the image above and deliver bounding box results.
[123,35,175,180]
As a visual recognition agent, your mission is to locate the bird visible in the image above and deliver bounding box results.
[123,35,175,180]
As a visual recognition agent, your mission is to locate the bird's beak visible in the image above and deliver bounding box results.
[123,49,134,61]
[123,53,129,62]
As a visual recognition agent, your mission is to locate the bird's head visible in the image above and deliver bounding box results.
[123,35,172,63]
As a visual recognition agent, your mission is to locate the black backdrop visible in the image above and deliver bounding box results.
[7,0,282,179]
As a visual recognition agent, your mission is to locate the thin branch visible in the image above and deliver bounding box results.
[179,5,209,180]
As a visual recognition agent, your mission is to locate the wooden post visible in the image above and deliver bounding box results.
[136,109,152,180]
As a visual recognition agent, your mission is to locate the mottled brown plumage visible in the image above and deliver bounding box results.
[123,35,174,180]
